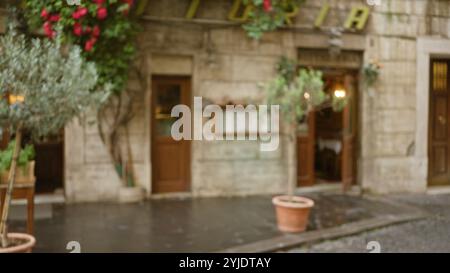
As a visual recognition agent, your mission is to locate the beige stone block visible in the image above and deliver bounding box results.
[370,13,420,37]
[374,86,415,109]
[84,134,112,164]
[65,119,85,166]
[192,162,235,194]
[361,157,427,194]
[377,0,413,14]
[379,61,416,86]
[378,37,417,61]
[151,54,193,75]
[199,141,259,161]
[197,54,233,81]
[126,107,147,135]
[373,133,414,157]
[231,55,277,82]
[66,163,122,202]
[374,109,416,133]
[121,133,147,163]
[198,81,263,103]
[132,163,149,191]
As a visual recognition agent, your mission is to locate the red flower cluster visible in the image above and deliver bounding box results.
[70,8,100,51]
[263,0,272,12]
[41,8,60,39]
[40,0,134,52]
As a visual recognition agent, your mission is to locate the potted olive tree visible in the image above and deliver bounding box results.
[0,27,108,252]
[266,57,346,233]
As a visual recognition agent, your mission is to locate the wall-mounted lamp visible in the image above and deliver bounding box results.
[8,94,25,105]
[333,89,346,99]
[333,81,347,99]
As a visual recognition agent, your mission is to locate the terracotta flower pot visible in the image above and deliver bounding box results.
[272,195,314,233]
[0,233,36,253]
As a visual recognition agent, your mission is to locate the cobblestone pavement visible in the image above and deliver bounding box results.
[10,192,408,253]
[287,194,450,253]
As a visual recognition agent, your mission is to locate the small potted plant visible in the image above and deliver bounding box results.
[0,141,35,185]
[363,59,383,96]
[0,24,108,252]
[266,57,347,233]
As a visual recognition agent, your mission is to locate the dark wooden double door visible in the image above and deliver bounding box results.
[151,76,191,193]
[429,60,450,186]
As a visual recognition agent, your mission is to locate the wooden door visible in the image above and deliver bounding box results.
[152,76,191,193]
[298,115,315,187]
[35,140,64,193]
[429,60,450,186]
[0,127,9,150]
[341,74,358,190]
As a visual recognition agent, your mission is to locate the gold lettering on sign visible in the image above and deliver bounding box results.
[282,0,300,26]
[314,3,330,28]
[228,0,254,22]
[344,7,370,30]
[186,0,201,19]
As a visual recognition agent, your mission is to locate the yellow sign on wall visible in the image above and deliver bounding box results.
[184,0,370,31]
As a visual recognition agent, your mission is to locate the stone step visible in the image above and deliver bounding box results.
[8,193,65,220]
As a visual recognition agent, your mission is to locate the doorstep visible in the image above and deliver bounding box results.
[427,186,450,195]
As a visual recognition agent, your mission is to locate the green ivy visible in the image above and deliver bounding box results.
[266,57,347,123]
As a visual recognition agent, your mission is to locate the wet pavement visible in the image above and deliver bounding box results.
[9,193,409,253]
[287,194,450,253]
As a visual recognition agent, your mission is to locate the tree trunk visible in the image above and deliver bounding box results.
[0,125,22,248]
[287,122,298,200]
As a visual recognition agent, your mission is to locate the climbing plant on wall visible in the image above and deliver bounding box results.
[243,0,305,39]
[23,0,150,188]
[24,0,147,93]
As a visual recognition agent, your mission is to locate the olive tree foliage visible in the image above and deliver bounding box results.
[265,57,346,199]
[0,27,110,137]
[0,26,109,248]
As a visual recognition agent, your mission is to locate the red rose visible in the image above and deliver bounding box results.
[73,23,83,36]
[43,21,54,39]
[49,14,60,22]
[84,37,97,52]
[263,0,272,12]
[78,7,88,17]
[93,0,106,4]
[92,25,101,37]
[97,7,108,20]
[41,9,50,20]
[73,7,88,19]
[84,41,94,52]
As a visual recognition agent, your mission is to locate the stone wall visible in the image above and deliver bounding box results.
[360,0,450,194]
[2,0,449,200]
[65,0,370,201]
[66,8,298,201]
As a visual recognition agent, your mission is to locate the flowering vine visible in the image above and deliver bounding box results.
[24,0,141,93]
[243,0,305,39]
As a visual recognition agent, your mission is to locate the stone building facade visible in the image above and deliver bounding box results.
[3,0,450,202]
